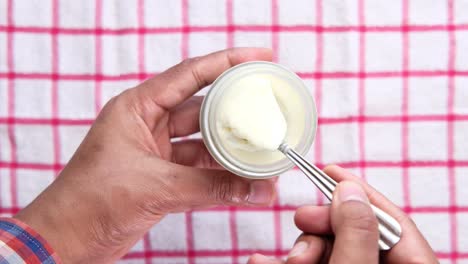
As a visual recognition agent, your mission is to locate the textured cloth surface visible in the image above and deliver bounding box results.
[1,0,468,263]
[0,218,61,264]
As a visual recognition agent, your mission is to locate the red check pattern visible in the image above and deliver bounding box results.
[1,1,468,263]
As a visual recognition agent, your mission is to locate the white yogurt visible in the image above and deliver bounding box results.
[217,75,287,152]
[214,72,308,165]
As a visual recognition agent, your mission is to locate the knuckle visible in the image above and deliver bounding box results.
[340,202,378,234]
[178,57,193,68]
[400,213,417,228]
[103,90,136,113]
[190,66,206,88]
[209,175,236,203]
[225,49,236,67]
[168,117,177,137]
[99,94,119,115]
[180,57,206,88]
[180,56,200,66]
[201,149,217,168]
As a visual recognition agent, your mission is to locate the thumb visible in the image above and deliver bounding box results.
[329,181,379,264]
[169,164,276,209]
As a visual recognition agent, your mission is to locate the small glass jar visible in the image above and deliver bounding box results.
[200,61,317,179]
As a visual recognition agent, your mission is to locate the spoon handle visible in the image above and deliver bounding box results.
[279,143,402,250]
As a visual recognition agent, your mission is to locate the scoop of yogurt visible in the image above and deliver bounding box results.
[217,75,287,152]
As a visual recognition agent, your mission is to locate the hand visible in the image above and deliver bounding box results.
[248,165,438,264]
[14,48,277,264]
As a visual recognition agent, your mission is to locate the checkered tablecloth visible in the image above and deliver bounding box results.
[1,0,468,263]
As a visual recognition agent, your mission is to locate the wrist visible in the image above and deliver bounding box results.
[14,176,91,263]
[14,164,162,263]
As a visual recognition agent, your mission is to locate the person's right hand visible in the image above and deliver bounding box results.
[248,165,439,264]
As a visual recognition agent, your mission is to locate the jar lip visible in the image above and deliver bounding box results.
[200,61,317,179]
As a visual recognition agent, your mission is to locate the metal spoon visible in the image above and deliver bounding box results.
[278,143,402,250]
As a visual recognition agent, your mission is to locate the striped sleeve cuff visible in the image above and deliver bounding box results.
[0,218,61,264]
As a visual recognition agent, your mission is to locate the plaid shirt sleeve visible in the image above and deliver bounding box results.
[0,218,61,264]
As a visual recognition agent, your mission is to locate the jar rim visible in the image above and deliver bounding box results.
[200,61,317,179]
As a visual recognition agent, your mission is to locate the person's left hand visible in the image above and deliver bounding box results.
[14,48,276,264]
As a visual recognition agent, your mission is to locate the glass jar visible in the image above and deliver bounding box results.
[200,61,317,179]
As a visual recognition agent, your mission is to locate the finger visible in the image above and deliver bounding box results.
[329,181,379,264]
[294,205,332,234]
[248,254,284,264]
[140,48,273,109]
[323,165,438,263]
[286,234,331,264]
[171,139,222,169]
[169,96,203,137]
[167,163,276,211]
[324,165,408,223]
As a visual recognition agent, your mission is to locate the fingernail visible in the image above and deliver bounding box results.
[248,181,273,204]
[288,241,308,258]
[338,181,369,204]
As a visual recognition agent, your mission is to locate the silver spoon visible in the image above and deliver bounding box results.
[278,143,402,250]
